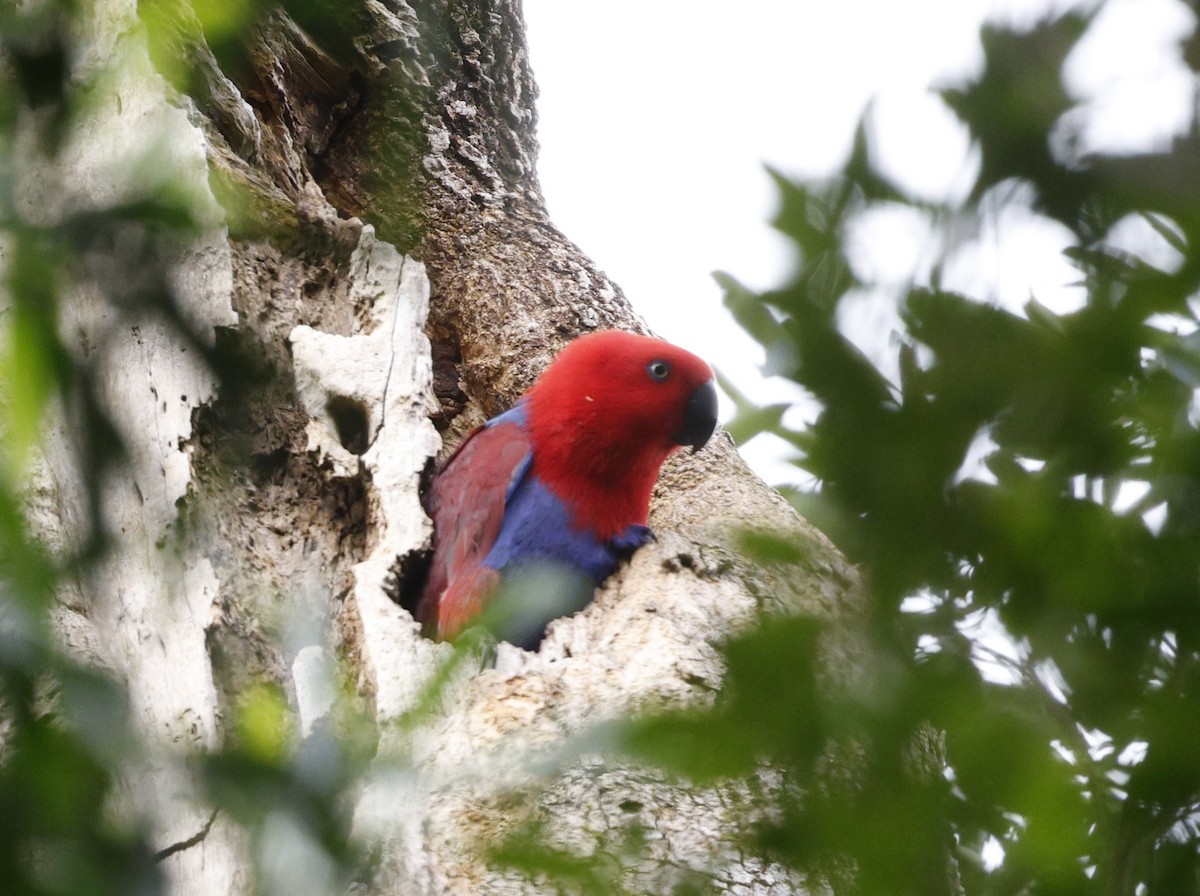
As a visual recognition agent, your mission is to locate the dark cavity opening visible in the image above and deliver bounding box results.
[327,395,370,455]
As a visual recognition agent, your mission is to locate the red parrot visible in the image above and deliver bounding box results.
[416,330,718,649]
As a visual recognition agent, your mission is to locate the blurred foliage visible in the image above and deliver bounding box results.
[0,2,164,892]
[0,1,371,894]
[620,5,1200,895]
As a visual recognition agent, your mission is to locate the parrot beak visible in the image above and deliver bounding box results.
[675,379,718,453]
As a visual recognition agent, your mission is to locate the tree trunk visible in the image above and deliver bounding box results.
[29,0,855,893]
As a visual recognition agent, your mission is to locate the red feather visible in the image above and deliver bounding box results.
[416,418,529,640]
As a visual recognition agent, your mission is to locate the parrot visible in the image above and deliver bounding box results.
[415,329,718,649]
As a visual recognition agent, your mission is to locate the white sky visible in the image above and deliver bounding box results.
[522,0,1197,484]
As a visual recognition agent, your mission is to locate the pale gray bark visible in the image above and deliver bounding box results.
[26,1,857,893]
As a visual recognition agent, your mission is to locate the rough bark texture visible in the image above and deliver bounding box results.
[29,1,858,893]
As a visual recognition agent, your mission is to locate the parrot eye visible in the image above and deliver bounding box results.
[647,360,671,381]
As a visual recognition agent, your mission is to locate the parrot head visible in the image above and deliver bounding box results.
[524,330,717,538]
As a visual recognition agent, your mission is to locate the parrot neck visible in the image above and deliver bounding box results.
[521,394,677,541]
[530,446,670,541]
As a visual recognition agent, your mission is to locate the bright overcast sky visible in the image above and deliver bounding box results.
[522,0,1197,483]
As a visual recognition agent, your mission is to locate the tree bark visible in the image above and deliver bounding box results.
[29,0,856,893]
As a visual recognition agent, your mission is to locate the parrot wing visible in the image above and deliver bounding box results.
[416,408,532,640]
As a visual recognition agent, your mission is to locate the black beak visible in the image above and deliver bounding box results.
[675,379,718,453]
